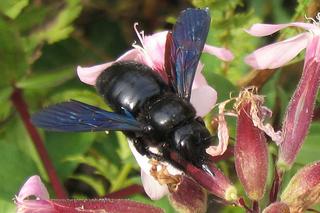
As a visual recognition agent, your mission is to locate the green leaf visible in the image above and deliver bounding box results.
[45,131,96,180]
[30,0,82,44]
[0,87,13,120]
[0,139,38,200]
[16,67,75,89]
[0,199,15,213]
[69,174,106,196]
[0,17,28,86]
[3,117,48,181]
[0,0,29,19]
[202,67,236,102]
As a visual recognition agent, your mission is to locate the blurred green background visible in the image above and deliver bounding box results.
[0,0,319,212]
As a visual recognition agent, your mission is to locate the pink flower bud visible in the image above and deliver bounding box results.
[169,152,238,202]
[234,89,268,201]
[278,36,320,171]
[262,202,290,213]
[169,176,207,213]
[280,161,320,212]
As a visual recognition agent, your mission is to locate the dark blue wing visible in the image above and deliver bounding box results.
[168,8,210,100]
[31,100,143,132]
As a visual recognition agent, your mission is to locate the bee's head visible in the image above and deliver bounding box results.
[171,119,213,168]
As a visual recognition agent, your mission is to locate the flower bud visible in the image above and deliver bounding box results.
[234,89,268,201]
[277,36,320,171]
[262,202,290,213]
[169,151,238,202]
[281,161,320,212]
[169,176,207,213]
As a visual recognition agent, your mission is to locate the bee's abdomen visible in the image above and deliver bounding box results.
[96,61,169,115]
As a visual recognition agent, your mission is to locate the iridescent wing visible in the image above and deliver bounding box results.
[165,8,210,101]
[31,100,143,132]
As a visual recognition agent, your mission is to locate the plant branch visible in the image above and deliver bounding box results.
[11,87,67,199]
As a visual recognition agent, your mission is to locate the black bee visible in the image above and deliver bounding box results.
[32,8,215,176]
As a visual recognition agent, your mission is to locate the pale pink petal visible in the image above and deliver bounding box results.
[77,62,113,85]
[305,35,320,63]
[245,32,311,69]
[203,44,234,61]
[77,49,143,86]
[192,62,206,89]
[245,22,316,37]
[142,31,168,71]
[17,176,49,202]
[206,100,229,156]
[15,176,54,213]
[140,170,169,200]
[190,85,217,117]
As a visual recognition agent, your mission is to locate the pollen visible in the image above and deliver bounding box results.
[149,159,182,192]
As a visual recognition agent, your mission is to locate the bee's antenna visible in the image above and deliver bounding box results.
[202,163,215,177]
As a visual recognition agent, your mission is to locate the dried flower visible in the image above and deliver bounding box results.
[234,89,268,201]
[281,161,320,212]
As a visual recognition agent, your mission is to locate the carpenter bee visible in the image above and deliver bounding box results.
[32,8,215,177]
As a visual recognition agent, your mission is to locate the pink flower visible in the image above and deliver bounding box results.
[245,14,320,69]
[77,23,234,117]
[76,24,235,200]
[15,175,164,213]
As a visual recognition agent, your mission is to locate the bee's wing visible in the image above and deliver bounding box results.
[165,8,210,101]
[31,100,143,132]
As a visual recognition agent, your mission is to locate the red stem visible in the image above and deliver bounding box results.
[252,200,259,213]
[269,168,283,204]
[11,88,67,199]
[237,198,252,213]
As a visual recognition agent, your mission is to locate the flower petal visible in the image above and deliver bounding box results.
[77,62,113,85]
[192,62,206,89]
[77,49,143,85]
[17,176,49,202]
[245,22,316,37]
[190,85,217,117]
[203,44,234,61]
[127,139,183,200]
[141,170,169,200]
[142,31,168,71]
[206,100,229,156]
[245,32,311,69]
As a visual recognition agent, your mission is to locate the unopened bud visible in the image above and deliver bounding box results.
[281,161,320,212]
[278,36,320,171]
[234,89,268,201]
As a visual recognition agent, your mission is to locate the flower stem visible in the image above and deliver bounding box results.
[252,201,259,213]
[269,168,283,204]
[10,87,67,199]
[236,198,252,213]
